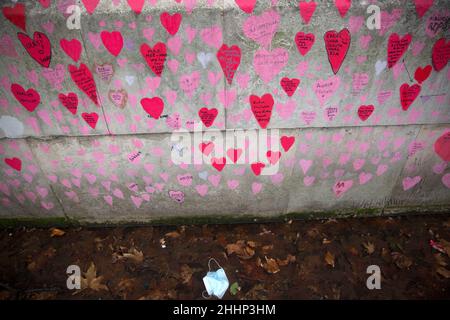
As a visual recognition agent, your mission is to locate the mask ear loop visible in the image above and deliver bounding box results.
[202,258,223,299]
[208,257,223,272]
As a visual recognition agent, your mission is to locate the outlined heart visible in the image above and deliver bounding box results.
[324,28,351,74]
[17,31,52,68]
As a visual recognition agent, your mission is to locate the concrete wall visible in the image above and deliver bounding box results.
[0,0,449,223]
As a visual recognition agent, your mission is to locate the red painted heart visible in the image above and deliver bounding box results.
[235,0,256,14]
[414,0,434,18]
[68,63,99,105]
[387,33,412,69]
[17,31,52,68]
[399,83,421,111]
[101,31,123,57]
[160,12,182,36]
[249,93,274,129]
[324,28,351,74]
[81,112,99,129]
[280,136,295,152]
[434,131,450,162]
[217,44,241,85]
[4,157,22,171]
[141,97,164,119]
[211,157,226,172]
[431,38,450,72]
[2,4,26,31]
[299,1,317,24]
[357,105,374,121]
[198,107,218,128]
[227,148,242,163]
[140,42,167,77]
[58,92,78,115]
[414,65,432,84]
[60,38,82,62]
[334,0,352,18]
[11,83,40,112]
[81,0,100,14]
[295,32,315,56]
[280,78,300,97]
[251,162,265,176]
[200,142,214,156]
[127,0,145,14]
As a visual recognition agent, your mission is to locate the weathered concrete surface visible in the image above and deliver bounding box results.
[0,0,449,223]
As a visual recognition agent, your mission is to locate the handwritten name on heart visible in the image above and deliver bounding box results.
[11,84,40,112]
[95,63,114,82]
[295,32,315,56]
[324,28,351,74]
[253,48,288,83]
[387,33,412,68]
[58,92,78,114]
[68,63,99,105]
[313,76,341,106]
[141,97,164,119]
[109,89,128,108]
[198,108,218,128]
[280,78,300,97]
[400,83,421,111]
[432,38,450,72]
[357,105,374,121]
[243,9,280,48]
[81,112,99,129]
[141,42,167,77]
[217,44,241,85]
[249,93,274,129]
[18,32,52,68]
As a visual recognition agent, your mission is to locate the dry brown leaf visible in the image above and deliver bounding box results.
[259,256,280,274]
[391,252,413,269]
[50,228,65,237]
[436,267,450,279]
[165,231,181,238]
[180,264,193,284]
[363,242,375,255]
[225,240,255,260]
[434,253,447,267]
[438,239,450,257]
[276,254,296,266]
[349,247,359,256]
[262,245,273,254]
[112,247,144,263]
[325,251,335,268]
[81,262,108,291]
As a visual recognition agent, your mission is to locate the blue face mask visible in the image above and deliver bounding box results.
[202,259,229,299]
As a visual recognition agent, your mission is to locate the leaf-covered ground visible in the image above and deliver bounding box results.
[0,214,449,300]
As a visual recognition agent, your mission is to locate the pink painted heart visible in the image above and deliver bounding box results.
[442,173,450,188]
[243,9,280,48]
[253,48,289,83]
[333,179,353,197]
[313,76,340,106]
[179,71,200,98]
[200,25,222,49]
[402,176,421,190]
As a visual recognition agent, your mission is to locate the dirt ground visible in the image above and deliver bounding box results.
[0,213,449,300]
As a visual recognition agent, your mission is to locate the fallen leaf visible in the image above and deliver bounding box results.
[50,228,65,237]
[434,253,447,267]
[225,240,255,260]
[180,264,193,284]
[325,251,335,268]
[230,282,241,295]
[112,247,144,263]
[81,262,108,291]
[363,242,375,255]
[276,254,296,266]
[436,267,450,279]
[165,231,181,238]
[391,252,413,269]
[258,256,280,274]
